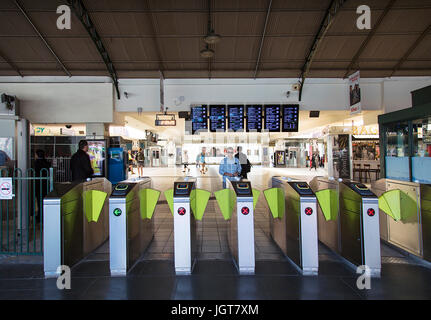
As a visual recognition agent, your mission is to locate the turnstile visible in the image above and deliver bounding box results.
[109,177,158,276]
[309,177,340,253]
[371,179,431,263]
[227,180,255,274]
[270,177,318,275]
[173,178,197,275]
[339,180,381,277]
[43,178,111,278]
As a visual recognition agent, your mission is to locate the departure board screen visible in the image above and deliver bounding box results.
[227,105,244,131]
[246,105,263,132]
[282,104,299,132]
[191,105,208,134]
[209,105,226,132]
[264,105,281,132]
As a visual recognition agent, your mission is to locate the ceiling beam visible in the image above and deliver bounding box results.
[390,23,431,77]
[143,0,165,79]
[253,0,273,79]
[13,0,71,77]
[343,0,396,78]
[299,0,347,101]
[67,0,120,99]
[0,49,23,77]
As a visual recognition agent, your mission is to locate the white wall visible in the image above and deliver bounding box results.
[0,81,114,123]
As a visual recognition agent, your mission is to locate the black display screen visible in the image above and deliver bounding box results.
[282,104,299,132]
[209,105,226,132]
[227,105,244,131]
[246,105,263,132]
[191,105,208,134]
[264,105,281,132]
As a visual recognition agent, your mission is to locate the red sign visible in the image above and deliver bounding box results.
[241,207,250,215]
[178,207,186,216]
[367,208,375,217]
[305,207,313,216]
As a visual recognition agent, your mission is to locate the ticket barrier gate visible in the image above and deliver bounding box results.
[165,178,211,275]
[338,180,381,277]
[109,177,160,276]
[371,179,431,263]
[309,177,340,253]
[43,178,111,278]
[265,177,318,275]
[215,180,260,274]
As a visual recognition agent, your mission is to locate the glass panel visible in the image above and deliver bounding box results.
[385,122,410,181]
[412,117,431,183]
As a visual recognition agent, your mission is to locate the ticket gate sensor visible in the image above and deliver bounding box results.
[265,177,318,275]
[215,180,259,274]
[109,177,160,276]
[172,178,197,275]
[339,180,381,277]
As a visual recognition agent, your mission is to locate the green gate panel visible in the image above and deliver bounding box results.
[315,189,339,221]
[263,188,285,219]
[252,189,260,210]
[214,189,236,220]
[379,189,417,221]
[164,189,174,216]
[84,190,107,223]
[190,189,211,221]
[139,188,161,220]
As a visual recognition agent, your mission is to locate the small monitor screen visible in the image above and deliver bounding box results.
[282,104,299,132]
[246,105,263,132]
[264,105,281,132]
[227,105,244,131]
[191,105,208,134]
[209,105,226,132]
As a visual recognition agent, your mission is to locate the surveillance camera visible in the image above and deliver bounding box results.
[286,91,291,98]
[65,125,72,129]
[124,92,129,99]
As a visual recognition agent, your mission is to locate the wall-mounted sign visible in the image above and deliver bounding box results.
[0,178,14,200]
[155,119,176,126]
[349,71,361,115]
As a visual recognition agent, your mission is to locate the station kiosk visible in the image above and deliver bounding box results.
[109,177,160,276]
[265,177,318,275]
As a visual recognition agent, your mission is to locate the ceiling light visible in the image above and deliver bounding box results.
[204,31,221,44]
[200,46,214,58]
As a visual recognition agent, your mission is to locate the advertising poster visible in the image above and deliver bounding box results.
[88,140,106,177]
[349,71,361,115]
[332,135,351,179]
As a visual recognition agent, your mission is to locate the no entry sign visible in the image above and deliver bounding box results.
[0,178,14,200]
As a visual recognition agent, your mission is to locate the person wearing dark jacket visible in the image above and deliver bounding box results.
[70,140,94,182]
[235,146,251,180]
[34,149,51,223]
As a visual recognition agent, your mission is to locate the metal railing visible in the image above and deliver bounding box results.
[0,167,53,255]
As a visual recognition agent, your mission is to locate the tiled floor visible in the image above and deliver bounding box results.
[1,166,431,299]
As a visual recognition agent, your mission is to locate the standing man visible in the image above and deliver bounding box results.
[219,147,242,189]
[136,147,145,177]
[182,150,190,174]
[70,140,94,182]
[199,147,207,174]
[235,146,251,180]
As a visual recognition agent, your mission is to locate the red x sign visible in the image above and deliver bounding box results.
[178,207,186,216]
[241,207,250,215]
[367,208,375,217]
[305,207,313,216]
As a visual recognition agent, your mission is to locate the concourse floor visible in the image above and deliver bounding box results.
[1,166,431,300]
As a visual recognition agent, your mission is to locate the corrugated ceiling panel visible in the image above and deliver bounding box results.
[90,12,153,36]
[361,35,420,60]
[261,37,312,60]
[213,37,259,61]
[377,8,431,33]
[408,34,431,60]
[214,12,265,36]
[0,37,55,62]
[157,37,202,61]
[102,37,160,61]
[314,35,368,60]
[267,11,325,35]
[47,38,104,61]
[0,12,37,35]
[153,12,206,35]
